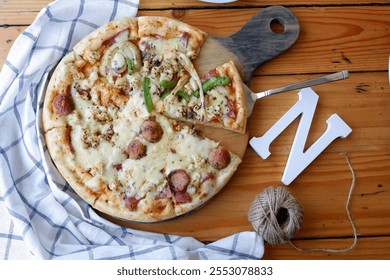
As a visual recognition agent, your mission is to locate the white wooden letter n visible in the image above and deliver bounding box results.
[249,87,352,185]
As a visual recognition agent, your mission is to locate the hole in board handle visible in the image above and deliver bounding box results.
[270,18,285,34]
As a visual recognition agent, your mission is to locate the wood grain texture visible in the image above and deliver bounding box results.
[263,236,390,260]
[1,0,390,16]
[136,7,390,74]
[2,7,389,74]
[1,0,389,259]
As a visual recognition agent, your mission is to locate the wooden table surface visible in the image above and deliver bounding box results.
[1,0,389,260]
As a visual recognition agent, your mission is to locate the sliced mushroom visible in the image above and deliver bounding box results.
[99,41,142,77]
[111,52,126,73]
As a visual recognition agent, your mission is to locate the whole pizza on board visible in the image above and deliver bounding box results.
[42,16,247,222]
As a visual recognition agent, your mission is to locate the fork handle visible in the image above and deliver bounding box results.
[257,70,349,98]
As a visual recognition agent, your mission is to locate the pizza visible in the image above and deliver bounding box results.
[42,16,247,223]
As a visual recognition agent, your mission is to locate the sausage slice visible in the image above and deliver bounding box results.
[123,195,141,211]
[168,169,190,193]
[128,139,147,159]
[140,120,163,143]
[208,146,231,170]
[174,192,192,204]
[53,94,74,116]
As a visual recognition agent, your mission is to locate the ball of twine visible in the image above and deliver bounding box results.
[248,186,303,245]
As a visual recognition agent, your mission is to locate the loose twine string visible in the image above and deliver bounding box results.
[248,153,358,253]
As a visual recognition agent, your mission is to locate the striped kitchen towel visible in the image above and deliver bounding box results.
[0,0,264,260]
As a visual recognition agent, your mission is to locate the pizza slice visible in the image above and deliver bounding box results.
[153,60,247,134]
[135,18,247,133]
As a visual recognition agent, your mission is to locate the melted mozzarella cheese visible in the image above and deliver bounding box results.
[139,37,184,57]
[116,96,220,198]
[205,86,229,117]
[65,35,236,204]
[70,72,220,200]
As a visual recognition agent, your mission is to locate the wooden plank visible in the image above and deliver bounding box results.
[138,7,390,74]
[138,0,390,8]
[2,7,389,74]
[0,6,390,75]
[263,236,390,259]
[262,6,390,75]
[2,1,390,24]
[0,25,26,68]
[1,0,390,16]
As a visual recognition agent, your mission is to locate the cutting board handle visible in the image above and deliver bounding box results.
[217,6,300,83]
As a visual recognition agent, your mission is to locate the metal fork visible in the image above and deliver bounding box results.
[245,70,349,116]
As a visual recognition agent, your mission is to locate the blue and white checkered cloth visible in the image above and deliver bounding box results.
[0,0,264,260]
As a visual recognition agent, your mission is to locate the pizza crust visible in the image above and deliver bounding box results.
[44,127,102,206]
[138,16,207,59]
[95,189,176,223]
[42,51,80,131]
[74,17,138,64]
